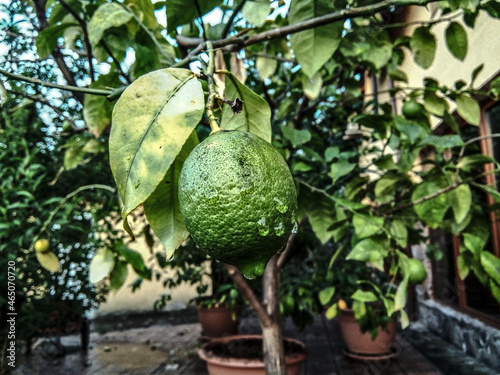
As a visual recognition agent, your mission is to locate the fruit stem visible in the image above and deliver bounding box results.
[205,41,222,134]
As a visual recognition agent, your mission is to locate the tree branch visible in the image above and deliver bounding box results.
[177,0,439,51]
[225,264,272,327]
[32,0,84,103]
[57,0,95,82]
[0,69,112,96]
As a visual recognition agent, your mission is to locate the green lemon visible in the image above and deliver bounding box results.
[408,258,427,284]
[179,130,298,279]
[402,100,423,119]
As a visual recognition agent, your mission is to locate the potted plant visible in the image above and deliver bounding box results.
[152,239,245,338]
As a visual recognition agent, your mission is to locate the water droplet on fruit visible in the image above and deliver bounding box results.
[273,197,288,213]
[291,221,298,234]
[274,222,285,236]
[256,217,269,236]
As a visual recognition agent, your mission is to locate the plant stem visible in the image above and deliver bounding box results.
[225,264,272,327]
[29,184,116,252]
[177,0,440,51]
[205,41,222,134]
[221,0,248,38]
[0,69,112,96]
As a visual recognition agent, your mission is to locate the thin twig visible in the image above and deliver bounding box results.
[177,0,440,51]
[221,0,248,38]
[205,41,221,133]
[225,264,272,327]
[57,0,95,82]
[0,69,112,96]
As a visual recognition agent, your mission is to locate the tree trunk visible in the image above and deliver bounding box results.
[262,255,286,375]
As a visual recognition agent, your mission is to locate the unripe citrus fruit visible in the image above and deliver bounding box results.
[179,130,298,278]
[402,100,423,119]
[408,258,427,284]
[34,239,50,253]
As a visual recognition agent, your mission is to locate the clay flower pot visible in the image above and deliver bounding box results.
[197,304,242,338]
[338,309,396,358]
[198,334,308,375]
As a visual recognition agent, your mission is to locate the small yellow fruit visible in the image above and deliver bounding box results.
[338,299,348,311]
[34,239,50,253]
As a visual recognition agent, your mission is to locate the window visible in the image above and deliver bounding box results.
[430,102,500,327]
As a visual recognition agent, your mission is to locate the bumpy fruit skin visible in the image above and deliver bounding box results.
[408,258,427,284]
[179,130,298,278]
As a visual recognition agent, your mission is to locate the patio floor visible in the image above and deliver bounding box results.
[12,309,443,375]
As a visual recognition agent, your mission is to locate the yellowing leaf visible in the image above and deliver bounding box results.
[36,251,60,272]
[89,248,115,283]
[110,68,204,235]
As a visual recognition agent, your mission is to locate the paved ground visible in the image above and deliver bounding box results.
[11,309,444,375]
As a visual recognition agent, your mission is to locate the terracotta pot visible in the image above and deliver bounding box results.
[198,304,241,338]
[338,309,396,355]
[198,334,308,375]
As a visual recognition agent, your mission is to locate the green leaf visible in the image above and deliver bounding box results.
[457,253,470,280]
[374,175,398,204]
[448,183,471,225]
[110,260,129,290]
[329,159,356,183]
[302,72,323,100]
[36,22,79,59]
[256,56,277,80]
[419,134,464,152]
[360,31,393,70]
[480,252,500,284]
[115,243,150,279]
[166,0,221,33]
[473,183,500,204]
[324,146,339,162]
[143,131,198,260]
[410,26,436,69]
[394,116,429,144]
[489,76,500,99]
[445,21,468,60]
[456,93,480,125]
[412,177,450,228]
[319,286,336,305]
[351,290,378,303]
[281,125,311,147]
[325,303,338,319]
[352,214,384,239]
[241,0,269,26]
[400,309,410,329]
[64,142,86,170]
[490,280,500,304]
[128,0,159,30]
[347,238,388,264]
[289,0,343,77]
[457,155,496,171]
[84,72,119,137]
[298,185,337,244]
[390,220,408,248]
[88,2,133,47]
[89,248,115,283]
[110,68,204,234]
[423,90,449,116]
[220,71,272,143]
[394,278,408,311]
